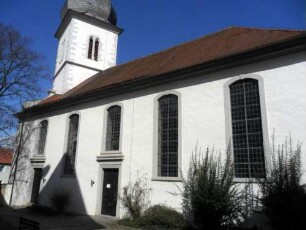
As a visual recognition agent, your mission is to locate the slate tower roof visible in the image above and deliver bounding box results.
[61,0,117,25]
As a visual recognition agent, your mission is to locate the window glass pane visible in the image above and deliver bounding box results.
[230,79,265,178]
[38,120,48,155]
[158,95,178,177]
[65,114,79,175]
[106,106,121,151]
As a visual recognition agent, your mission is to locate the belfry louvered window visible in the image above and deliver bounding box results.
[37,120,48,155]
[158,95,178,177]
[105,106,121,151]
[64,114,79,175]
[94,38,99,61]
[230,79,265,178]
[88,36,100,61]
[88,36,93,59]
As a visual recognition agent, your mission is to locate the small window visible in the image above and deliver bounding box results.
[105,105,121,151]
[229,79,265,178]
[88,36,100,61]
[64,114,79,175]
[0,165,5,172]
[37,120,48,155]
[88,36,93,59]
[94,38,99,61]
[158,94,178,177]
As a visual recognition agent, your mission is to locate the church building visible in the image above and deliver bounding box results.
[6,0,306,218]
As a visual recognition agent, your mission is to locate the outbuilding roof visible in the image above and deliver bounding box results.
[0,148,14,164]
[26,26,306,115]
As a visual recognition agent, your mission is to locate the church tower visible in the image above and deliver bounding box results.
[52,0,122,94]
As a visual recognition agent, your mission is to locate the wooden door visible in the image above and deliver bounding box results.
[101,168,119,216]
[31,168,42,204]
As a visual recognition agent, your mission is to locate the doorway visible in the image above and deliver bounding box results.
[31,168,42,204]
[101,168,119,216]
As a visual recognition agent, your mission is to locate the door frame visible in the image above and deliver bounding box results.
[96,163,122,218]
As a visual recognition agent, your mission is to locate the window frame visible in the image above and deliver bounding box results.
[62,112,81,177]
[224,74,270,182]
[101,103,124,154]
[152,91,183,182]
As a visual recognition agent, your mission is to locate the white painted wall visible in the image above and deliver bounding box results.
[11,51,306,218]
[53,17,119,94]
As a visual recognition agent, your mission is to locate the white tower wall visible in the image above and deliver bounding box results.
[53,18,119,94]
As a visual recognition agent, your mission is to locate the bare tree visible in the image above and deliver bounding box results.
[0,23,48,146]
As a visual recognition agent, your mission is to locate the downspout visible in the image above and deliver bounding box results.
[9,120,25,206]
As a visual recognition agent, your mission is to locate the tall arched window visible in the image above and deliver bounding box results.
[64,114,79,175]
[94,38,99,61]
[229,79,265,178]
[88,36,93,59]
[105,105,121,151]
[37,120,48,155]
[87,36,100,61]
[158,94,178,177]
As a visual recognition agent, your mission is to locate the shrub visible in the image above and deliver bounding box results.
[140,205,185,229]
[259,137,306,230]
[182,146,241,230]
[118,205,185,229]
[49,188,71,212]
[121,175,151,219]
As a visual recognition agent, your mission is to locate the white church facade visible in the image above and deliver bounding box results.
[6,0,306,218]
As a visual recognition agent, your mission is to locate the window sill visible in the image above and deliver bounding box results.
[233,178,262,183]
[60,174,76,178]
[30,155,46,168]
[97,152,124,162]
[101,151,122,155]
[151,177,183,182]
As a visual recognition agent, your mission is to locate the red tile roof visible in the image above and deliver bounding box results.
[38,95,63,105]
[38,27,305,106]
[0,148,14,164]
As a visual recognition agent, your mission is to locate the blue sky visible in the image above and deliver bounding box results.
[0,0,305,96]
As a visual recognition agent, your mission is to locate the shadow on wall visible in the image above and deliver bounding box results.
[38,155,87,214]
[4,121,105,229]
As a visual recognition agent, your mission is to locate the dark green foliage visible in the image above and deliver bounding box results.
[182,147,241,230]
[118,205,185,229]
[140,205,185,229]
[259,138,306,230]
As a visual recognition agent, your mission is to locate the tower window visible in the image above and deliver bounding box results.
[94,38,99,61]
[88,37,93,59]
[229,79,265,178]
[88,36,100,61]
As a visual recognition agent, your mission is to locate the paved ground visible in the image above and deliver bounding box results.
[0,204,128,230]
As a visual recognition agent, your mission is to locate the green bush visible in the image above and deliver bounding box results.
[182,147,241,230]
[118,205,185,229]
[120,175,151,219]
[259,137,306,230]
[140,205,185,229]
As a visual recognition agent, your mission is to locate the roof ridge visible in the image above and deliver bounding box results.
[228,25,305,32]
[98,26,305,73]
